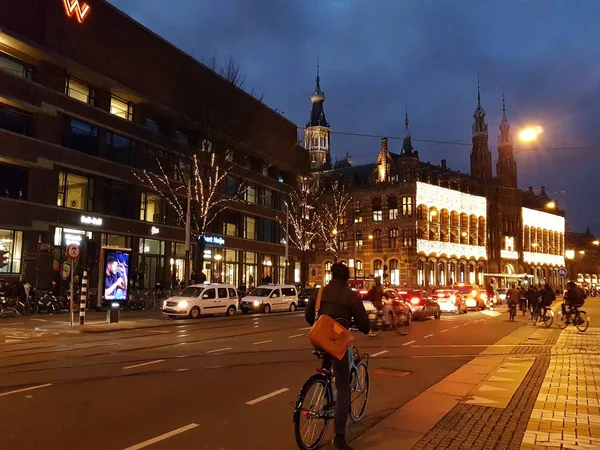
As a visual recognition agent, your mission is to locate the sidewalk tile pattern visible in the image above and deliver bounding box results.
[522,328,600,449]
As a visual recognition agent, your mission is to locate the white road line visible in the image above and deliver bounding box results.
[147,330,170,334]
[453,326,460,329]
[403,340,416,346]
[30,318,48,322]
[246,388,289,405]
[123,360,164,370]
[206,347,232,354]
[371,350,389,357]
[297,326,312,330]
[288,334,304,338]
[0,383,52,398]
[440,329,448,333]
[123,423,199,450]
[423,334,434,338]
[253,340,273,345]
[464,323,470,326]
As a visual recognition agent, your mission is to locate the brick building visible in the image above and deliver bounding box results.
[0,0,307,294]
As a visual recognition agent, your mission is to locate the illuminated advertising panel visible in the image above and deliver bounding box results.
[103,249,130,301]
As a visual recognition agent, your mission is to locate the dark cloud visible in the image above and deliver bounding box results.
[109,0,600,233]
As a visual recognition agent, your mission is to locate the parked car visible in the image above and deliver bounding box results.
[297,287,316,308]
[162,283,239,319]
[405,290,441,320]
[433,289,468,315]
[240,285,298,314]
[495,288,507,305]
[452,283,486,310]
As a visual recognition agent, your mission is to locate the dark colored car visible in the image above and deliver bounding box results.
[405,290,441,320]
[297,288,315,308]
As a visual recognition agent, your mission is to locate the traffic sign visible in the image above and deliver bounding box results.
[67,244,81,260]
[557,267,568,278]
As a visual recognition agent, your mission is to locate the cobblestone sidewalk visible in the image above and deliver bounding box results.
[522,327,600,449]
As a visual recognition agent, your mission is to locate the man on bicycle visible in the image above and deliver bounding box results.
[369,276,390,327]
[305,263,370,450]
[526,285,540,317]
[507,284,520,318]
[564,281,586,324]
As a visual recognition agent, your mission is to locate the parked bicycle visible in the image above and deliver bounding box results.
[0,296,20,318]
[558,303,589,332]
[293,346,369,450]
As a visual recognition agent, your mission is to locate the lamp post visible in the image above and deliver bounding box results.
[214,253,222,282]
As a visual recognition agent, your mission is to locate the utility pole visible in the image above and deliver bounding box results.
[285,202,290,284]
[353,192,358,287]
[184,177,191,286]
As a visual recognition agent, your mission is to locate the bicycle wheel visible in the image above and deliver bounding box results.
[542,308,554,328]
[557,310,568,329]
[531,310,538,326]
[575,311,590,333]
[0,307,20,318]
[349,360,370,423]
[293,375,332,450]
[393,311,411,336]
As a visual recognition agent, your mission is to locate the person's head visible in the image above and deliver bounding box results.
[331,263,350,283]
[544,283,550,290]
[567,281,576,289]
[106,255,117,274]
[51,280,56,287]
[374,276,381,285]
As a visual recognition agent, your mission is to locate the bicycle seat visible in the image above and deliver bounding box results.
[312,349,328,359]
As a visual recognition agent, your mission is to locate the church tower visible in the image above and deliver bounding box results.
[305,56,331,170]
[470,76,492,183]
[496,91,518,188]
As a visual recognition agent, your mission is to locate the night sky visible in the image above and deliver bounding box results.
[109,0,600,234]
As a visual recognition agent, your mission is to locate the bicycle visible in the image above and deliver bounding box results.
[293,346,369,450]
[558,303,589,332]
[368,303,412,337]
[531,303,554,328]
[508,301,517,321]
[0,296,20,318]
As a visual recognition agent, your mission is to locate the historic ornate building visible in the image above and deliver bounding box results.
[306,78,566,289]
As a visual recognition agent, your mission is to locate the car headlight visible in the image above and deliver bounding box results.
[178,300,189,308]
[253,300,261,306]
[163,300,167,308]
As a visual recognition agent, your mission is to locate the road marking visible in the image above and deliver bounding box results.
[148,330,170,334]
[0,383,52,398]
[123,360,164,370]
[206,347,232,354]
[453,326,460,329]
[288,334,304,338]
[297,326,312,330]
[30,319,48,322]
[246,388,289,405]
[253,340,273,345]
[123,423,199,450]
[463,323,470,326]
[403,340,416,346]
[424,334,434,338]
[440,329,448,333]
[371,350,389,357]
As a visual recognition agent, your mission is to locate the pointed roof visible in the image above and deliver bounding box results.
[472,73,488,135]
[400,104,416,157]
[307,54,329,128]
[498,88,512,145]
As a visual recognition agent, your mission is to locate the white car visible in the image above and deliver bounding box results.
[240,285,298,314]
[162,283,239,319]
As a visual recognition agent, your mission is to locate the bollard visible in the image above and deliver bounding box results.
[80,270,87,325]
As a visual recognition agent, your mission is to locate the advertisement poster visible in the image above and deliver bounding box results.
[104,250,129,301]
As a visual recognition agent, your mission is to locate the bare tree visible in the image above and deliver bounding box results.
[284,175,323,252]
[319,186,353,262]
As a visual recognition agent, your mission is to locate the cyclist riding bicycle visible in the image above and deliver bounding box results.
[369,276,390,327]
[507,283,521,319]
[526,286,540,317]
[563,281,586,324]
[305,263,370,450]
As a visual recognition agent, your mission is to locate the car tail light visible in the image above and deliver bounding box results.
[410,297,421,305]
[437,293,445,298]
[359,290,369,294]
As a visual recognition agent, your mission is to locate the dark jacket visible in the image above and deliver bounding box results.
[526,288,540,303]
[305,279,370,334]
[565,286,586,306]
[541,288,556,306]
[369,284,386,309]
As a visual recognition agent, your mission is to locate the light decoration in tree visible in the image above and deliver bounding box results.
[416,182,486,217]
[284,176,323,252]
[319,186,353,261]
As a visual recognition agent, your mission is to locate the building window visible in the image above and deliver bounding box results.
[102,180,137,219]
[140,192,163,223]
[110,95,134,121]
[106,132,135,165]
[65,76,94,105]
[145,117,160,133]
[64,118,99,155]
[402,229,414,247]
[244,216,256,240]
[324,262,333,284]
[449,262,457,285]
[339,232,349,251]
[390,259,399,285]
[417,260,424,286]
[57,171,92,211]
[389,228,400,249]
[373,259,383,279]
[0,229,23,274]
[389,196,399,220]
[262,188,273,208]
[373,229,382,250]
[402,196,414,217]
[245,186,257,204]
[175,131,188,144]
[0,52,33,80]
[356,231,363,250]
[223,223,237,237]
[0,103,32,136]
[372,198,382,221]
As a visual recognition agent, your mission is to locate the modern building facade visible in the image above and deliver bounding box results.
[0,0,307,294]
[307,76,566,289]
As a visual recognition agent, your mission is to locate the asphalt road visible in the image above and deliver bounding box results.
[0,305,529,450]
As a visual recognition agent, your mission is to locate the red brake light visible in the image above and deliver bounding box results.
[410,297,421,305]
[436,293,445,298]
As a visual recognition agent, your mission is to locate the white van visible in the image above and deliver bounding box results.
[240,284,298,314]
[162,283,239,319]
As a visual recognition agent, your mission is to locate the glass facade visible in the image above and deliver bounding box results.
[140,192,163,223]
[138,238,165,289]
[57,171,92,210]
[243,252,256,288]
[0,229,22,274]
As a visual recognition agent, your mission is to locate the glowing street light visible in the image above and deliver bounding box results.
[332,228,338,236]
[546,201,556,209]
[519,126,543,142]
[368,234,374,240]
[593,240,599,246]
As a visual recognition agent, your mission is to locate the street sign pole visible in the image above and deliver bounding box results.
[70,260,74,328]
[66,243,81,328]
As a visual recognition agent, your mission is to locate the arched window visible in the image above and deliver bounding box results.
[373,259,383,279]
[324,261,333,284]
[417,260,425,286]
[449,262,457,285]
[469,262,476,284]
[478,217,485,246]
[459,262,466,282]
[373,229,382,251]
[428,260,436,286]
[388,196,399,220]
[477,263,484,285]
[372,198,382,221]
[439,261,446,286]
[390,259,400,285]
[389,228,400,249]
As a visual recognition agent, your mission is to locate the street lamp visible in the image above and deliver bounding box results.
[593,240,599,246]
[332,228,338,236]
[368,234,374,240]
[579,250,586,255]
[519,126,543,142]
[546,201,556,209]
[214,253,223,281]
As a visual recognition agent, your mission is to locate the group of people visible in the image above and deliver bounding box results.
[505,281,586,320]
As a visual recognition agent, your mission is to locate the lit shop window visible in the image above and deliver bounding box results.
[110,95,134,121]
[0,229,23,274]
[57,171,92,211]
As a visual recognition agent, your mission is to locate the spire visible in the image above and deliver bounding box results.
[498,87,512,145]
[307,54,329,128]
[472,73,487,135]
[401,104,416,157]
[312,54,324,101]
[477,73,481,107]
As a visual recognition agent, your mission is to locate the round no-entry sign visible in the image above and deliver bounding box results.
[67,244,81,260]
[557,267,568,278]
